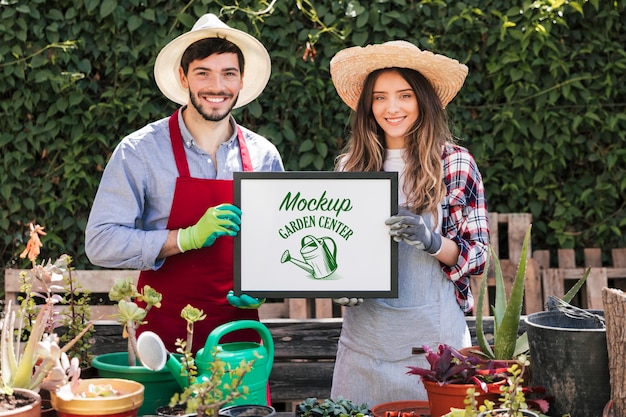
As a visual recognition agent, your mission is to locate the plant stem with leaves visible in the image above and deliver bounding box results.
[108,279,162,366]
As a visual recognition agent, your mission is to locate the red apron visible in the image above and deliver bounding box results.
[137,109,258,353]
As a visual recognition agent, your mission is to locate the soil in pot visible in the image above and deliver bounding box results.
[218,405,275,417]
[156,404,275,417]
[156,405,188,416]
[0,389,42,417]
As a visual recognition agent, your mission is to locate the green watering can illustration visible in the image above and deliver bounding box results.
[281,235,338,279]
[137,320,274,406]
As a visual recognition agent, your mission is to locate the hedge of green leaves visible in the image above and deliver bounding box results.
[1,0,625,271]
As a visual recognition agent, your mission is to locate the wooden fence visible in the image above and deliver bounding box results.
[534,247,626,310]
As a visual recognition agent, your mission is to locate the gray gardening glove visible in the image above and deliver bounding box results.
[385,211,442,255]
[332,297,364,307]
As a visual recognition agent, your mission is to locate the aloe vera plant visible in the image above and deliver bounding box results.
[475,225,590,360]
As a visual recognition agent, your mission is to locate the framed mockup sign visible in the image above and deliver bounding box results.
[233,171,398,298]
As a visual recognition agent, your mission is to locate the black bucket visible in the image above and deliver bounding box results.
[525,310,609,417]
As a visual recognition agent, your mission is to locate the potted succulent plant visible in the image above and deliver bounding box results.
[90,279,180,415]
[442,356,547,417]
[1,223,92,416]
[143,303,274,417]
[471,225,589,362]
[477,357,542,417]
[153,304,206,417]
[295,397,371,417]
[49,378,144,417]
[406,344,508,417]
[143,305,273,417]
[160,337,258,417]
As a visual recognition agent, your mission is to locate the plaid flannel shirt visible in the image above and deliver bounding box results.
[440,143,490,313]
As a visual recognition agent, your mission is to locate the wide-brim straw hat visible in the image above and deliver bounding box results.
[154,13,271,108]
[330,40,468,110]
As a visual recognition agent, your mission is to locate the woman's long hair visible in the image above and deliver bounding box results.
[336,67,454,217]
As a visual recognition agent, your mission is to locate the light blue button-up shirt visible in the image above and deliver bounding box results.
[85,109,284,270]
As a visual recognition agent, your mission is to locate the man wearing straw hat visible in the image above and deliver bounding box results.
[85,13,283,352]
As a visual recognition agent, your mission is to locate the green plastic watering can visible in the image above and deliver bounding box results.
[196,320,274,405]
[137,320,274,406]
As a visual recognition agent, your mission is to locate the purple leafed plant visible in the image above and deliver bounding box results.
[406,344,507,392]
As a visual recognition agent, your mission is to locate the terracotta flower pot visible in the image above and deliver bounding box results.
[370,400,430,417]
[423,380,502,417]
[49,378,144,417]
[0,389,42,417]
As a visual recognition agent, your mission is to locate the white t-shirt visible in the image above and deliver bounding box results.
[383,148,443,231]
[383,148,407,206]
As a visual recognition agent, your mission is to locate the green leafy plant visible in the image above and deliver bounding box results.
[443,356,549,417]
[176,304,207,389]
[168,345,255,417]
[295,397,371,417]
[487,357,532,416]
[108,278,163,366]
[475,225,590,360]
[54,258,95,369]
[163,303,258,417]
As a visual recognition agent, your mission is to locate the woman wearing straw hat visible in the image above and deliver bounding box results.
[85,14,283,352]
[329,41,490,405]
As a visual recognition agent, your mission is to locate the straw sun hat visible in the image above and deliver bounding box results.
[154,13,271,108]
[330,40,468,110]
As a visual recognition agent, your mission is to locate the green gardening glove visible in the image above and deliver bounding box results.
[226,290,266,309]
[178,203,242,253]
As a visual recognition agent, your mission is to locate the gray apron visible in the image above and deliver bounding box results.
[330,208,471,407]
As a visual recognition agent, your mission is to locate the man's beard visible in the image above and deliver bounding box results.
[189,91,239,122]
